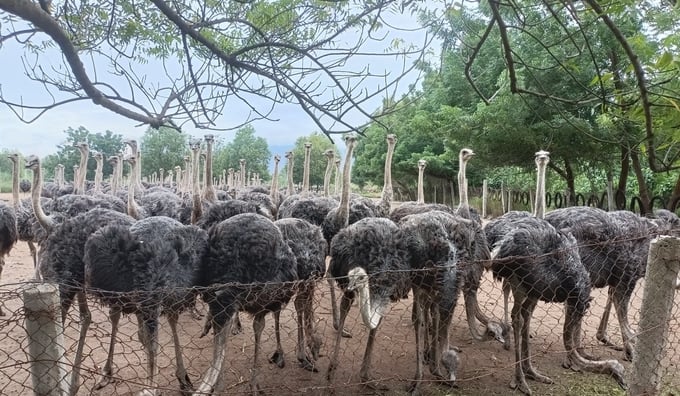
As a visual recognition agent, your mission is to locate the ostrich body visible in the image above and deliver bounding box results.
[486,151,625,395]
[399,210,470,393]
[0,201,17,314]
[545,205,662,360]
[193,213,297,395]
[274,217,327,371]
[83,216,208,394]
[326,216,411,388]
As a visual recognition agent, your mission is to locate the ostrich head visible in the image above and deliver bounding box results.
[347,267,369,292]
[93,151,103,161]
[285,151,293,160]
[25,155,40,171]
[204,134,215,143]
[535,150,550,167]
[8,153,19,163]
[108,155,119,166]
[441,348,461,383]
[124,155,137,167]
[74,141,89,152]
[324,149,335,160]
[459,148,474,163]
[347,267,383,329]
[417,159,427,170]
[274,154,281,163]
[386,134,397,145]
[124,139,138,152]
[189,138,202,152]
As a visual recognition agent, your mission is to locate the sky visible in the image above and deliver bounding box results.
[0,6,441,158]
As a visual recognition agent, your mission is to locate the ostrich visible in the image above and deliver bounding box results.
[389,159,454,223]
[399,210,471,394]
[92,151,104,194]
[326,216,411,388]
[193,213,298,395]
[125,139,144,194]
[322,149,335,197]
[545,205,666,361]
[73,142,90,194]
[486,152,625,395]
[9,153,41,280]
[302,142,312,194]
[375,134,397,218]
[0,201,17,315]
[285,151,295,196]
[108,155,121,195]
[82,217,208,394]
[273,217,327,371]
[124,155,148,219]
[270,154,282,210]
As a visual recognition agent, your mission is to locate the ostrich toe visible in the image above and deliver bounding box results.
[269,350,285,368]
[298,356,318,372]
[137,388,159,396]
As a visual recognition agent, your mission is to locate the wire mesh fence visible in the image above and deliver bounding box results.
[1,237,679,395]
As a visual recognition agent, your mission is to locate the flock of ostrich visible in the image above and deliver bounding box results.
[0,133,679,396]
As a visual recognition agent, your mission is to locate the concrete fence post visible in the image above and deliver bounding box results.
[23,283,70,396]
[628,236,680,396]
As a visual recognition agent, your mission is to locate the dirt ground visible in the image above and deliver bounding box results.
[1,194,679,395]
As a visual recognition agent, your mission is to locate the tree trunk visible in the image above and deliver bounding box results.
[630,149,652,214]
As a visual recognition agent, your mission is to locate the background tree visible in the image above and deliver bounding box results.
[0,0,430,137]
[287,132,339,191]
[140,127,188,180]
[213,125,272,182]
[41,126,124,182]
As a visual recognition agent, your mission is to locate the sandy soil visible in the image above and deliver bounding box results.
[1,193,679,395]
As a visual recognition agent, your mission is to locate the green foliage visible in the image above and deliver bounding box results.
[213,125,272,181]
[140,127,189,179]
[41,126,125,182]
[287,132,339,190]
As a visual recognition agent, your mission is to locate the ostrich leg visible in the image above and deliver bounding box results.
[193,317,232,395]
[136,314,161,396]
[359,327,385,390]
[519,298,552,385]
[70,292,92,396]
[268,311,285,368]
[251,312,267,395]
[409,292,426,396]
[95,307,121,390]
[294,287,318,371]
[598,287,635,360]
[168,313,193,394]
[28,241,41,281]
[304,286,322,363]
[326,293,353,385]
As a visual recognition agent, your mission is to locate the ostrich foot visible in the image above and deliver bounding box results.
[524,366,553,384]
[177,372,194,395]
[407,381,422,396]
[298,356,318,372]
[190,306,203,320]
[333,321,352,338]
[94,368,115,390]
[269,350,285,368]
[576,347,599,361]
[137,388,159,396]
[232,316,243,335]
[360,375,389,391]
[596,333,622,350]
[510,376,532,395]
[609,361,627,390]
[250,382,265,396]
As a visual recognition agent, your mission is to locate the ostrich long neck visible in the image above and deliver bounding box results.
[94,157,103,193]
[31,161,55,232]
[110,161,119,195]
[337,138,356,227]
[356,281,382,330]
[380,137,395,211]
[334,160,341,196]
[203,140,217,203]
[240,160,246,190]
[191,148,203,224]
[76,147,88,194]
[323,153,334,197]
[302,144,311,194]
[127,160,143,220]
[11,158,19,209]
[286,155,294,195]
[457,153,470,218]
[271,158,280,207]
[417,163,425,204]
[534,157,548,219]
